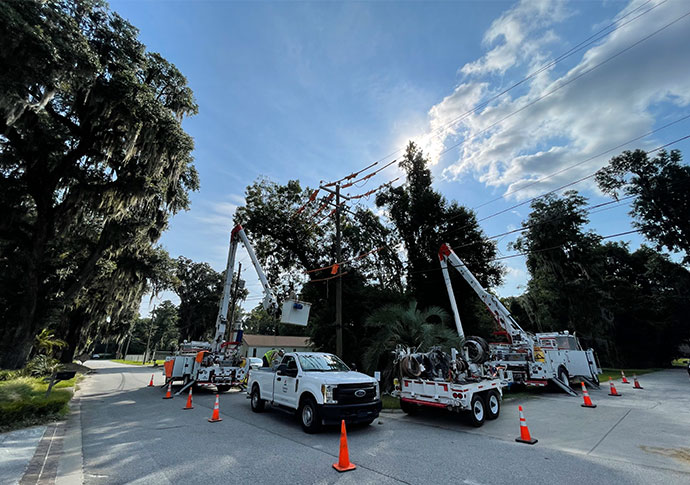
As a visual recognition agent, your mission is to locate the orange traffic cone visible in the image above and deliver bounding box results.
[515,405,538,444]
[162,381,173,399]
[580,382,597,408]
[332,420,356,472]
[633,374,644,389]
[148,374,154,387]
[608,377,622,396]
[208,394,222,422]
[621,371,630,384]
[183,388,193,410]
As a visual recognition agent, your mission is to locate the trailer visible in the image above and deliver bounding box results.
[163,224,311,394]
[392,345,510,426]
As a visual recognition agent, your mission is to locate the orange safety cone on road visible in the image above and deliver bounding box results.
[633,374,644,389]
[332,420,356,472]
[608,377,622,396]
[183,388,193,410]
[162,381,173,399]
[580,382,597,408]
[208,394,222,422]
[148,374,155,387]
[515,405,538,445]
[621,371,630,384]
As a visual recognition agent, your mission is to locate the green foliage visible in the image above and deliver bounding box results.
[34,329,67,357]
[0,0,198,368]
[25,355,62,377]
[174,256,223,341]
[510,191,690,366]
[243,305,308,336]
[0,377,72,430]
[596,149,690,263]
[362,301,461,374]
[376,142,502,337]
[0,369,27,381]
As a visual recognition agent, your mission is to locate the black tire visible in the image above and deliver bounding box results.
[360,418,375,426]
[464,337,489,364]
[216,385,231,393]
[557,366,569,386]
[400,399,420,415]
[468,394,486,427]
[485,390,500,420]
[299,396,321,433]
[250,385,265,413]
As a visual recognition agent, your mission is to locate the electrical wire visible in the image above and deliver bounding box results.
[315,0,663,189]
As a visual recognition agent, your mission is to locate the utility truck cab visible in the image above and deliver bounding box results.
[247,352,382,433]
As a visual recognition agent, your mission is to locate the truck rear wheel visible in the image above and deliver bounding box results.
[468,394,486,427]
[250,385,265,412]
[216,385,231,393]
[486,390,500,420]
[299,396,321,433]
[557,366,569,386]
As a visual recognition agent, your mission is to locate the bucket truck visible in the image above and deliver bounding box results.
[163,224,311,394]
[438,243,601,396]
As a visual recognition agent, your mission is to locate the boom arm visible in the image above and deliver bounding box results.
[212,224,279,352]
[438,243,532,346]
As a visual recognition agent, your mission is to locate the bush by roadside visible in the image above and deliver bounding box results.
[0,376,76,432]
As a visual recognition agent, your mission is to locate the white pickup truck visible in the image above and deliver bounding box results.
[247,352,382,433]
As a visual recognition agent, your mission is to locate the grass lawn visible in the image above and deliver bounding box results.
[598,367,662,382]
[0,376,77,432]
[671,358,689,367]
[111,359,165,366]
[382,394,401,409]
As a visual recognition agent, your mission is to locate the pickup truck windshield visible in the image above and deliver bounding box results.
[298,354,350,372]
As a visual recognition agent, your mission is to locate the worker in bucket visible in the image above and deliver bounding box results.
[263,348,284,367]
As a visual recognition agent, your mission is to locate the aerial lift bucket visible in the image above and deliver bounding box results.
[280,300,311,326]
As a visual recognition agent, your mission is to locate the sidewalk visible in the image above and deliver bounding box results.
[0,396,83,484]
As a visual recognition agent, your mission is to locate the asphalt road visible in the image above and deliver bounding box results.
[77,361,690,484]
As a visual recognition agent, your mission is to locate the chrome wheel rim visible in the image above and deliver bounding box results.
[302,405,313,426]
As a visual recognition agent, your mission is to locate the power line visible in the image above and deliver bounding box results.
[316,0,664,189]
[436,7,690,164]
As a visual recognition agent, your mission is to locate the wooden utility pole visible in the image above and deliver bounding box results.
[335,184,343,358]
[318,183,350,358]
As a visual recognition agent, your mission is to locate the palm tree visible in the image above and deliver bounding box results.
[362,301,461,377]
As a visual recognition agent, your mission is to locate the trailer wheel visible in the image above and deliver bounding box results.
[299,396,321,433]
[400,399,420,415]
[468,394,486,427]
[250,385,265,412]
[486,390,500,420]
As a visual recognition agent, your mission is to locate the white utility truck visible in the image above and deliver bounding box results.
[438,243,601,396]
[163,224,311,394]
[248,352,382,433]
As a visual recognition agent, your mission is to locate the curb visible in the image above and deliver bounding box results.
[55,390,84,484]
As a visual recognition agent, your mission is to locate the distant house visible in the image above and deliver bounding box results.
[242,334,312,358]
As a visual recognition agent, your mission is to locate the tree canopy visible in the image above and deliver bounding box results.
[0,0,198,368]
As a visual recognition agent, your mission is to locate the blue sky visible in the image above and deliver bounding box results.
[108,0,690,314]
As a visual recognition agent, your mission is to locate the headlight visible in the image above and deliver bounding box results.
[321,384,337,404]
[375,381,380,400]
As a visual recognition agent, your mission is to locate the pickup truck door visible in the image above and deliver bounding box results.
[273,356,299,408]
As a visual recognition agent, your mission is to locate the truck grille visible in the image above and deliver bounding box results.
[333,383,377,404]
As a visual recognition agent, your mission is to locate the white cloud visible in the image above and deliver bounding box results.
[428,0,690,199]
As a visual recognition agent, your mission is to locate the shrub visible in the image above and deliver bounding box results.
[25,355,62,377]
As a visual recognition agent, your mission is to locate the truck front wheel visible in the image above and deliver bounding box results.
[468,394,486,427]
[299,396,321,433]
[250,386,265,412]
